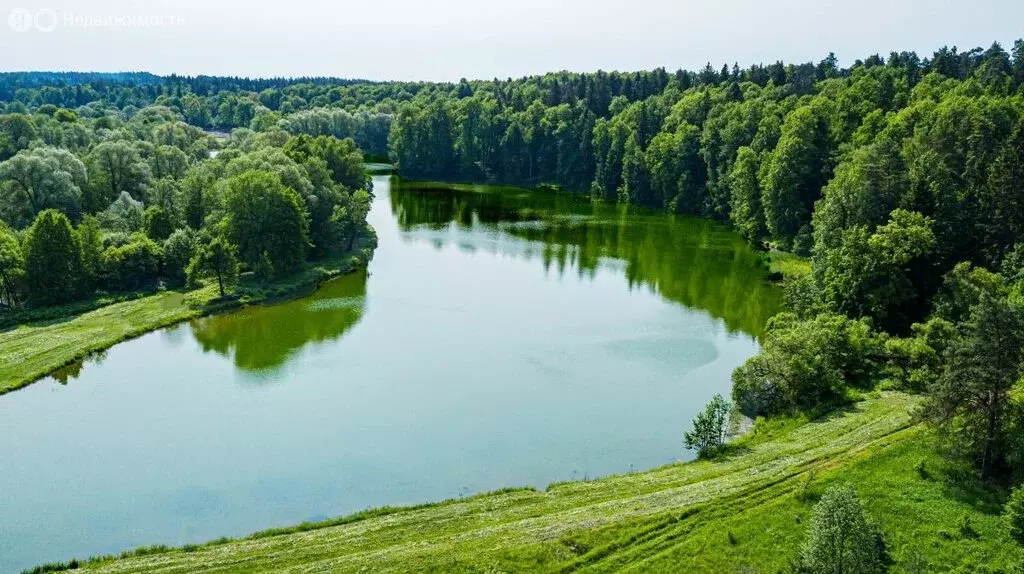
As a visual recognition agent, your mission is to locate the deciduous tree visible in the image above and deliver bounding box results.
[683,394,731,458]
[187,235,239,297]
[22,209,81,305]
[801,485,884,574]
[223,170,309,277]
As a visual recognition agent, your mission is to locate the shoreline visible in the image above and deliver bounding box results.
[0,230,377,397]
[25,393,923,573]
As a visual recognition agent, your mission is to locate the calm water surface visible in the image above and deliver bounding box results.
[0,176,780,572]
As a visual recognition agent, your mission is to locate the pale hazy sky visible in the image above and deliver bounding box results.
[0,0,1021,81]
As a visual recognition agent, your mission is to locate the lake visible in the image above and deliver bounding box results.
[0,176,781,572]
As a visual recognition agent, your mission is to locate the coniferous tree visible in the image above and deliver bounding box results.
[926,281,1024,479]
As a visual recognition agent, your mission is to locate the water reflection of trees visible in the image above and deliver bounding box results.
[189,269,368,373]
[50,350,108,385]
[389,181,781,337]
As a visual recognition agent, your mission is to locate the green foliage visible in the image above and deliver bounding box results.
[811,137,907,256]
[924,272,1024,478]
[100,234,163,290]
[223,170,309,277]
[882,317,956,391]
[86,140,152,210]
[0,236,375,394]
[22,209,81,306]
[683,394,732,457]
[97,191,145,233]
[817,209,936,331]
[959,514,979,539]
[181,173,206,230]
[162,228,198,284]
[760,105,830,248]
[5,49,1024,572]
[645,121,704,213]
[336,189,371,251]
[1002,243,1024,284]
[254,250,275,281]
[291,156,358,255]
[143,205,174,240]
[149,145,189,180]
[783,273,823,319]
[0,222,24,309]
[0,94,373,316]
[1005,484,1024,543]
[0,146,86,227]
[931,262,1004,324]
[284,134,368,191]
[728,146,766,243]
[732,312,882,416]
[145,177,182,220]
[800,485,884,574]
[0,113,36,160]
[187,234,239,297]
[75,214,103,289]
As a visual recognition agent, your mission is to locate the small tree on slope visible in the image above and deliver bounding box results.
[683,394,731,458]
[801,484,884,574]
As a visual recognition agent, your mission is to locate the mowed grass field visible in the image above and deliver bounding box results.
[42,392,1018,573]
[0,287,216,395]
[0,234,376,396]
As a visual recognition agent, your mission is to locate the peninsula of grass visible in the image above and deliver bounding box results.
[27,392,1022,573]
[0,232,376,396]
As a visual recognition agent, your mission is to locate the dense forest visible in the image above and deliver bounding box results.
[4,39,1024,570]
[0,97,373,314]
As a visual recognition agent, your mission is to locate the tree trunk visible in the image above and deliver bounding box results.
[347,232,356,251]
[216,270,225,297]
[981,393,998,480]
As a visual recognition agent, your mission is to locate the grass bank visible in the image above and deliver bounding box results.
[31,392,1020,573]
[0,231,376,396]
[767,249,812,281]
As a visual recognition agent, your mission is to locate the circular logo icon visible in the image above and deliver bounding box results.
[8,8,33,32]
[33,8,57,32]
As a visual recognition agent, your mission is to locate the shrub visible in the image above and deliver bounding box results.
[958,514,978,539]
[882,317,956,391]
[796,470,816,502]
[732,312,883,416]
[914,459,928,479]
[1005,484,1024,544]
